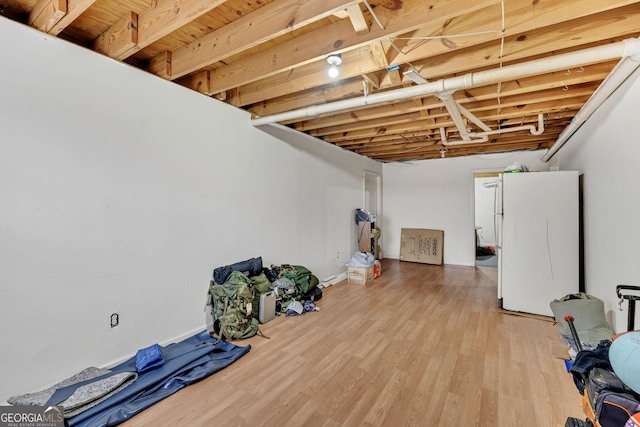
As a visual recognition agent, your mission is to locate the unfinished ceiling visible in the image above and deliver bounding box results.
[2,0,639,161]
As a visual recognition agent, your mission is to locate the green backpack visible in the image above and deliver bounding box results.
[277,264,319,294]
[208,271,260,341]
[250,273,272,320]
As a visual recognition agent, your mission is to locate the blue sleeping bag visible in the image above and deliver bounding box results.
[67,330,250,427]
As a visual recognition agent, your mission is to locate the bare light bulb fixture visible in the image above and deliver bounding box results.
[327,54,342,78]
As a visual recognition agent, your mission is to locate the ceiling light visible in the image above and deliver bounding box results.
[327,54,342,78]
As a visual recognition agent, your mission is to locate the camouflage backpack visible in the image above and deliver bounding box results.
[208,271,260,341]
[277,264,319,295]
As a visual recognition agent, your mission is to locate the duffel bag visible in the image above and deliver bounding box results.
[213,256,263,285]
[586,367,640,427]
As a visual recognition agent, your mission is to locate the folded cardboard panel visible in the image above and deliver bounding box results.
[399,228,444,265]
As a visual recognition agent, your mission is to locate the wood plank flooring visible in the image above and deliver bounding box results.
[122,259,584,426]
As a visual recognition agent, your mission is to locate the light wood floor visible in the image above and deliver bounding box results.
[123,259,584,426]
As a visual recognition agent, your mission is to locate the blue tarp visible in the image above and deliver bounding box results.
[67,330,250,427]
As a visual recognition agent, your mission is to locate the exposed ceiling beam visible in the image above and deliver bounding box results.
[236,2,640,107]
[351,131,564,155]
[94,0,228,60]
[248,59,614,118]
[368,141,552,161]
[7,0,639,162]
[93,11,137,60]
[48,0,96,35]
[346,3,369,35]
[199,0,504,95]
[28,0,66,32]
[147,0,364,79]
[290,61,614,130]
[309,85,598,138]
[320,97,589,143]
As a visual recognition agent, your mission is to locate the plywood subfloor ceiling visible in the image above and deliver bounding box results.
[2,0,639,161]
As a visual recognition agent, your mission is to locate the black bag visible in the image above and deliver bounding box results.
[213,257,263,285]
[262,265,280,282]
[586,367,640,427]
[304,286,323,302]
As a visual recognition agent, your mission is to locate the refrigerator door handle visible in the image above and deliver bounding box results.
[493,178,503,250]
[494,175,503,301]
[494,212,502,250]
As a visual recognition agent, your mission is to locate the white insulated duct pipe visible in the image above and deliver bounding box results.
[458,104,492,132]
[251,37,640,127]
[468,113,545,138]
[541,41,640,162]
[435,91,472,141]
[439,112,542,146]
[440,127,487,146]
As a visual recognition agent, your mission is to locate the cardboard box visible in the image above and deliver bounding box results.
[348,266,374,284]
[399,228,444,265]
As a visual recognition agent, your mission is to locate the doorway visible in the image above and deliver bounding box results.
[363,170,381,258]
[474,172,500,267]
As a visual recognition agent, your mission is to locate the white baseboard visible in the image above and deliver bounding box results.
[320,272,347,287]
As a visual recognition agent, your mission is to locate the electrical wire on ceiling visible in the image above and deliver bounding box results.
[386,2,506,57]
[387,28,504,56]
[384,2,508,127]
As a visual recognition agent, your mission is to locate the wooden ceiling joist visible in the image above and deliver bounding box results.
[47,0,96,36]
[93,11,137,60]
[250,56,615,120]
[28,0,66,32]
[306,84,598,137]
[147,0,364,79]
[321,100,586,143]
[202,0,504,96]
[238,2,640,109]
[346,3,369,35]
[5,0,640,161]
[94,0,230,60]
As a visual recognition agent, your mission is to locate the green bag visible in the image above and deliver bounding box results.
[549,293,614,349]
[208,271,259,341]
[277,264,319,295]
[250,273,272,320]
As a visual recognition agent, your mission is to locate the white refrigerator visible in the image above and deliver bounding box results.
[496,171,579,317]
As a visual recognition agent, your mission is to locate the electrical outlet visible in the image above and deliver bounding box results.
[110,312,119,328]
[336,251,340,259]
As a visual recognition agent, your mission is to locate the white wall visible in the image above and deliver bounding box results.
[382,152,551,266]
[474,177,498,247]
[0,18,380,401]
[554,66,640,333]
